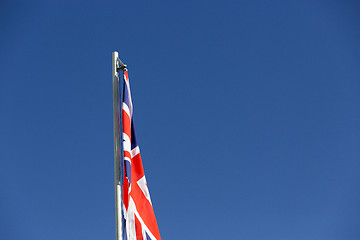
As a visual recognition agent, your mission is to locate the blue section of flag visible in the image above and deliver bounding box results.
[131,118,138,150]
[124,159,131,185]
[124,224,127,240]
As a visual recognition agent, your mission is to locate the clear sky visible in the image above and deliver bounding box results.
[1,0,360,239]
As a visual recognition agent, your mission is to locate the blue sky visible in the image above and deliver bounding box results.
[1,0,360,239]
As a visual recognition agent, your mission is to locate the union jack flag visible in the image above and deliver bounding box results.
[121,70,161,240]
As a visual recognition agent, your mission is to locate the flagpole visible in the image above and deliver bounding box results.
[112,51,126,240]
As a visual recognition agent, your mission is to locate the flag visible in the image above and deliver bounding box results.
[121,70,161,240]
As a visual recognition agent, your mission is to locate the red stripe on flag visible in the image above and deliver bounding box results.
[130,154,145,182]
[122,177,129,210]
[123,151,131,160]
[124,71,129,82]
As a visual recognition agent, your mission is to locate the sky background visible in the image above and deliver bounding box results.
[1,0,360,239]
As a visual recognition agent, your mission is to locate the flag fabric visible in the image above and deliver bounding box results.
[121,70,161,240]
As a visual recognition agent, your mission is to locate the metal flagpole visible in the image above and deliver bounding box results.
[112,51,127,240]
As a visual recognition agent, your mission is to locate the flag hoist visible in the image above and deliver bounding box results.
[112,52,161,240]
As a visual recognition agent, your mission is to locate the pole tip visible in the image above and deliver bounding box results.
[116,58,127,71]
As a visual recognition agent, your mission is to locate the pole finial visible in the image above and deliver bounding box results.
[116,58,127,71]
